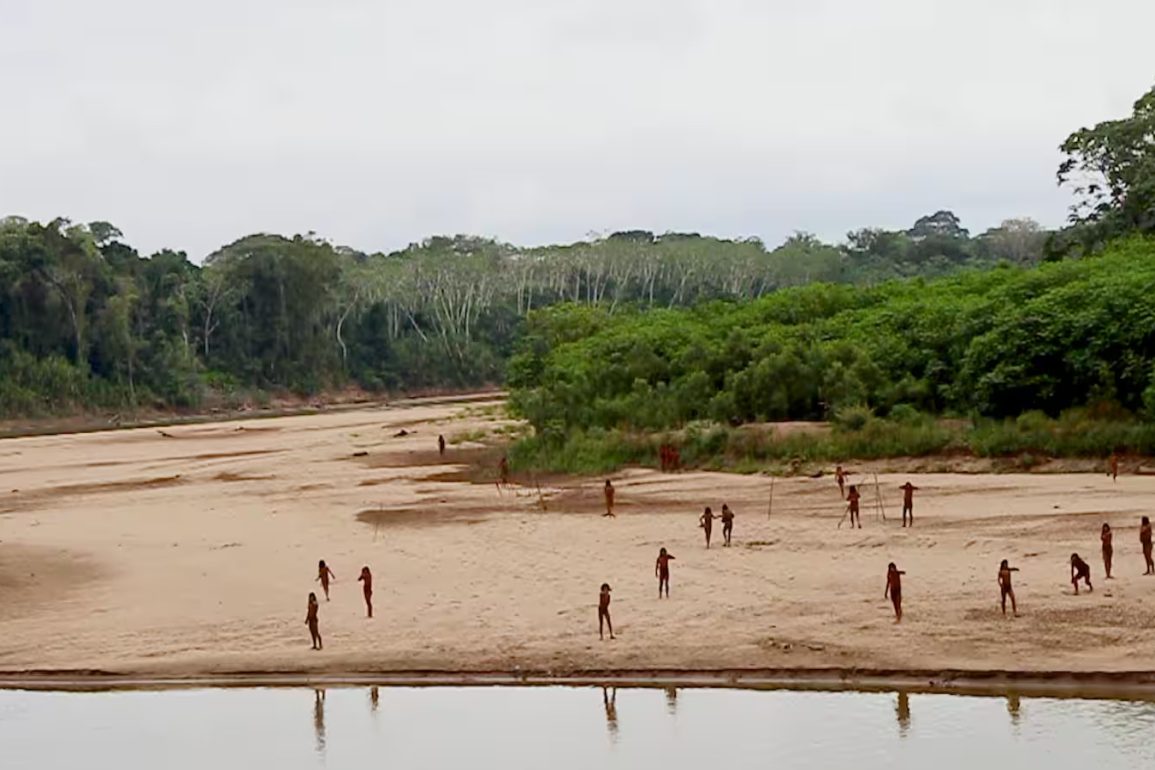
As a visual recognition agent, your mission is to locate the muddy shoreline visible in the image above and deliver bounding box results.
[0,389,505,440]
[4,667,1155,699]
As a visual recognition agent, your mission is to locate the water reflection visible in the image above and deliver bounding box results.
[602,687,619,741]
[6,686,1155,769]
[313,689,326,753]
[895,692,911,737]
[1007,693,1021,727]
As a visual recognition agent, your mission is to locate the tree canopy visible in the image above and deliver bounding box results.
[0,211,1042,417]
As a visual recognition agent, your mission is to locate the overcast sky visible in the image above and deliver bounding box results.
[2,0,1153,259]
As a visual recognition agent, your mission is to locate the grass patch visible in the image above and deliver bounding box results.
[449,428,490,445]
[509,408,1155,475]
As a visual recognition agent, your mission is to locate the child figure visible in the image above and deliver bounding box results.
[358,566,373,618]
[699,506,718,548]
[998,559,1019,617]
[655,547,675,598]
[598,583,615,640]
[316,560,336,601]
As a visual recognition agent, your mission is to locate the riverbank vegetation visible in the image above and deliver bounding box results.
[504,84,1155,470]
[3,83,1153,435]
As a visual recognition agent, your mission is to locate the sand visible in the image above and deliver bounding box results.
[2,398,1154,682]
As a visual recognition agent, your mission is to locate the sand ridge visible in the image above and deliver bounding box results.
[2,399,1155,678]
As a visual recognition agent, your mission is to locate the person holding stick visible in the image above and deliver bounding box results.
[835,465,848,499]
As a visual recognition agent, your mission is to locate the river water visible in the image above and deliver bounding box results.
[2,685,1153,768]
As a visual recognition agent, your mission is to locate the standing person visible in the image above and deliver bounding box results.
[1108,451,1119,481]
[358,566,373,618]
[884,563,905,623]
[603,480,616,518]
[998,559,1019,617]
[835,465,848,499]
[655,547,675,598]
[316,560,336,601]
[1142,516,1154,575]
[699,506,718,548]
[598,583,615,640]
[720,504,735,546]
[1070,553,1093,594]
[1101,523,1114,579]
[899,482,919,528]
[846,486,862,529]
[498,455,510,486]
[306,592,322,650]
[438,434,446,458]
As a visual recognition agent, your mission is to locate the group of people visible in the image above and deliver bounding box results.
[698,504,735,547]
[304,560,375,650]
[309,443,1153,647]
[880,517,1155,625]
[837,466,920,529]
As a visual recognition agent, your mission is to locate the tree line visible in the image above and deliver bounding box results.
[505,82,1155,438]
[508,235,1155,439]
[2,81,1152,418]
[0,210,1046,417]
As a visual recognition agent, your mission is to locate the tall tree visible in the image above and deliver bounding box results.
[1058,84,1155,243]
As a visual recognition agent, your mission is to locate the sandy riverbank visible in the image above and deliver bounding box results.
[3,399,1155,680]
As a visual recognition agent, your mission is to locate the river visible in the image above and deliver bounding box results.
[2,685,1153,768]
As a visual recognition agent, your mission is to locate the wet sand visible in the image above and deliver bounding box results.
[2,400,1155,681]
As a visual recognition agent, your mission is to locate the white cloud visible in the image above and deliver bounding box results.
[1,0,1152,258]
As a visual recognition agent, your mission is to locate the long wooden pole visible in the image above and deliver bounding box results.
[874,473,886,521]
[768,477,775,519]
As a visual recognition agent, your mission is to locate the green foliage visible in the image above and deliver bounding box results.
[512,409,1155,475]
[1057,84,1155,252]
[3,82,1153,422]
[509,236,1155,435]
[832,405,874,431]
